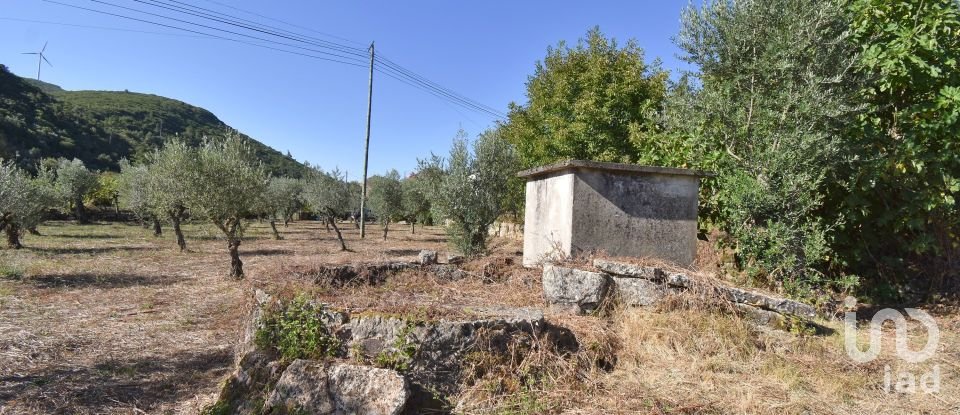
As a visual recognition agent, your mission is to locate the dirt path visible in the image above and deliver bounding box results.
[0,220,451,414]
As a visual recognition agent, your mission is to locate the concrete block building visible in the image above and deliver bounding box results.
[518,160,711,267]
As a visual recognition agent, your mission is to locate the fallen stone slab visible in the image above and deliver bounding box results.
[542,265,609,314]
[592,259,817,319]
[717,286,817,319]
[264,360,409,415]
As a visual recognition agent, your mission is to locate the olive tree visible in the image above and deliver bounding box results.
[304,168,351,251]
[401,176,431,234]
[53,158,98,224]
[258,177,304,240]
[367,170,403,240]
[118,160,162,236]
[420,129,517,255]
[0,160,55,248]
[189,136,268,279]
[145,141,195,250]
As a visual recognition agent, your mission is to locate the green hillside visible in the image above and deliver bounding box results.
[1,64,305,177]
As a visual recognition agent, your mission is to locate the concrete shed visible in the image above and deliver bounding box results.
[518,160,712,267]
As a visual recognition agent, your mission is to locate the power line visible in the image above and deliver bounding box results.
[129,0,368,59]
[375,55,506,119]
[0,16,208,38]
[195,0,364,47]
[40,0,505,119]
[85,0,368,63]
[40,0,368,67]
[374,63,506,119]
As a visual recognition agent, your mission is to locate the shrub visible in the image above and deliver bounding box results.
[255,294,341,362]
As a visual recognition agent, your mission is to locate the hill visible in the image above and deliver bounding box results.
[0,64,305,177]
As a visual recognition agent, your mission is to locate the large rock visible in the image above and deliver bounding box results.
[610,276,671,306]
[327,364,409,415]
[417,250,438,265]
[264,360,409,415]
[542,265,609,314]
[264,360,335,414]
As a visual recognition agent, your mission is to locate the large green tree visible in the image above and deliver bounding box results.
[834,0,960,291]
[670,0,862,297]
[420,129,517,255]
[0,160,55,248]
[189,136,268,279]
[145,141,195,251]
[502,27,669,168]
[368,170,404,240]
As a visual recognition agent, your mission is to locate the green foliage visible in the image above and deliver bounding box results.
[52,158,98,214]
[834,0,960,288]
[0,159,56,247]
[255,294,341,362]
[373,321,418,372]
[671,0,860,298]
[190,135,269,230]
[401,175,432,227]
[260,177,304,224]
[303,167,352,219]
[367,170,403,235]
[502,27,668,168]
[117,159,152,221]
[144,140,194,228]
[420,129,518,255]
[0,65,304,177]
[88,171,120,208]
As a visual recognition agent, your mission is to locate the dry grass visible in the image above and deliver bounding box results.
[0,219,452,414]
[1,220,957,414]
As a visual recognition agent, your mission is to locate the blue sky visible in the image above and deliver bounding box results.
[1,0,692,177]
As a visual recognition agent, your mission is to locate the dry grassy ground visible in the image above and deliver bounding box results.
[1,220,958,414]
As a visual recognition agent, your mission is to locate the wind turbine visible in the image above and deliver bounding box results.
[22,42,52,81]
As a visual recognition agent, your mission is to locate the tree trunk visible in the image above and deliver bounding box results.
[152,218,162,236]
[228,238,243,279]
[411,222,416,234]
[283,216,290,227]
[27,226,40,236]
[328,217,347,251]
[74,195,88,224]
[113,195,120,218]
[5,223,22,249]
[269,220,281,240]
[171,214,186,251]
[382,221,388,240]
[325,219,330,233]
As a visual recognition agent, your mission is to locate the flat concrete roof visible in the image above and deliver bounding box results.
[517,159,715,179]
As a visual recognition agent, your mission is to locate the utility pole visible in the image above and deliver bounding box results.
[359,42,374,239]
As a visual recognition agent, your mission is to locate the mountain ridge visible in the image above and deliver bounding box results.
[1,64,305,177]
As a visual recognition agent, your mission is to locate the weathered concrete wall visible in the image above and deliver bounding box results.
[522,172,574,266]
[571,170,699,265]
[520,161,705,267]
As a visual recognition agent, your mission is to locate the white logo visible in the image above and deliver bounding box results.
[843,296,941,394]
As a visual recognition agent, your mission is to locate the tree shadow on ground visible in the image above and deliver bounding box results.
[44,234,121,240]
[20,273,187,289]
[243,248,293,256]
[29,246,154,255]
[0,349,232,413]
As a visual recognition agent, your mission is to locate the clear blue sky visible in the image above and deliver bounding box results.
[1,0,692,177]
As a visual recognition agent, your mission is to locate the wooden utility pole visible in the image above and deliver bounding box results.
[359,42,375,238]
